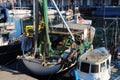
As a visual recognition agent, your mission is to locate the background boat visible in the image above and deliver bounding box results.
[0,4,24,65]
[8,7,31,19]
[71,47,111,80]
[0,22,22,65]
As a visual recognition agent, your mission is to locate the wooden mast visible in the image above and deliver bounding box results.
[33,0,39,56]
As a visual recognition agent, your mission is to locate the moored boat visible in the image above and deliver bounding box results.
[71,47,111,80]
[0,22,22,65]
[18,0,95,76]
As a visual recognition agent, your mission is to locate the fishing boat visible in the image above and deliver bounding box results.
[71,47,111,80]
[18,0,95,76]
[0,22,22,65]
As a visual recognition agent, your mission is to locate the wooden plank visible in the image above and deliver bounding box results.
[50,21,91,30]
[49,31,70,35]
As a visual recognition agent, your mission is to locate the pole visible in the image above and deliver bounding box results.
[115,18,118,47]
[103,4,107,48]
[62,0,63,11]
[20,0,21,8]
[33,0,39,56]
[104,17,120,47]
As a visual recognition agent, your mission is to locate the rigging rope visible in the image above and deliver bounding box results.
[38,0,74,55]
[39,36,73,55]
[50,37,73,55]
[43,0,51,52]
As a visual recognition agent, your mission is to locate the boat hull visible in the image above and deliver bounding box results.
[0,42,22,65]
[22,59,61,75]
[22,48,76,75]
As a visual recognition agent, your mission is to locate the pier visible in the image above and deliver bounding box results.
[0,65,37,80]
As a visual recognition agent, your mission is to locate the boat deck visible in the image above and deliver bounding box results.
[0,65,37,80]
[49,20,90,35]
[50,21,91,30]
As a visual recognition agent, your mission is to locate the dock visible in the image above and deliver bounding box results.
[0,65,37,80]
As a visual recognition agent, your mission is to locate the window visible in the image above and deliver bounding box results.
[107,59,109,68]
[80,62,90,73]
[101,62,105,67]
[100,62,106,72]
[91,64,99,73]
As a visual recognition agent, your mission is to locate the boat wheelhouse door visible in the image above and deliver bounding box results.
[99,58,111,80]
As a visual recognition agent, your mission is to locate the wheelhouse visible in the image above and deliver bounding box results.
[78,47,111,80]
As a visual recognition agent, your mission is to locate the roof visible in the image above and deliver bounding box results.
[78,47,111,64]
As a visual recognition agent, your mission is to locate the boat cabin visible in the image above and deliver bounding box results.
[49,20,95,42]
[77,47,111,80]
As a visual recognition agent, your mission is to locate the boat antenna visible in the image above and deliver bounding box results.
[51,0,75,41]
[103,3,107,48]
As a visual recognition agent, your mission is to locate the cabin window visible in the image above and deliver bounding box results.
[101,62,105,67]
[80,62,90,73]
[91,64,99,73]
[107,59,109,68]
[100,62,106,72]
[2,34,9,41]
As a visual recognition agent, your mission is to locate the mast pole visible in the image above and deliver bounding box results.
[33,0,39,56]
[20,0,21,8]
[62,0,63,11]
[115,18,118,47]
[12,0,14,10]
[103,3,107,48]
